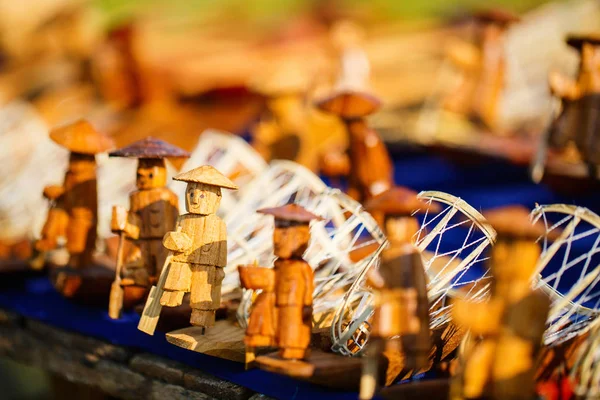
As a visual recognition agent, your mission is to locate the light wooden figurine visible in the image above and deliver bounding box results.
[451,206,550,400]
[360,245,431,400]
[35,120,114,270]
[138,165,238,334]
[444,10,520,131]
[251,204,323,361]
[548,34,600,178]
[316,91,393,202]
[107,137,190,319]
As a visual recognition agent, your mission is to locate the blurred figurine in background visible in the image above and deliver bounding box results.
[364,186,441,249]
[548,34,600,178]
[153,166,237,330]
[35,120,113,270]
[316,91,393,202]
[451,206,550,400]
[253,204,323,361]
[107,137,189,319]
[444,10,520,131]
[360,245,431,400]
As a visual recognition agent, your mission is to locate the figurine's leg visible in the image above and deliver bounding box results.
[277,305,310,360]
[462,341,495,399]
[36,208,68,252]
[160,261,191,307]
[492,334,536,400]
[189,264,225,328]
[66,212,94,268]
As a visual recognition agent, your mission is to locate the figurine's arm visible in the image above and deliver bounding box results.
[452,298,502,335]
[43,185,65,201]
[548,70,579,101]
[162,229,192,253]
[36,185,68,251]
[445,38,481,71]
[365,267,385,290]
[111,205,140,240]
[302,262,314,307]
[239,266,273,290]
[319,148,350,178]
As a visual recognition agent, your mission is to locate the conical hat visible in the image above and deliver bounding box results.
[50,119,114,154]
[173,165,238,189]
[315,90,381,119]
[474,9,520,26]
[109,137,190,159]
[483,205,549,240]
[257,203,324,223]
[364,187,441,216]
[566,34,600,51]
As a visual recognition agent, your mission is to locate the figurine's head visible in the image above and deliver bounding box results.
[185,182,221,215]
[385,216,420,245]
[68,152,96,174]
[136,158,167,190]
[490,237,541,287]
[581,43,600,73]
[257,204,324,259]
[173,165,238,215]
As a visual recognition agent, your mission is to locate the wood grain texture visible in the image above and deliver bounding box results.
[166,321,246,362]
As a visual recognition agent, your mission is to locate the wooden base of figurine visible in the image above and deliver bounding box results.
[255,349,388,391]
[378,378,450,400]
[50,264,115,307]
[166,320,247,362]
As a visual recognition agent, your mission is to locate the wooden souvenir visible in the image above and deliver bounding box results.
[546,34,600,178]
[364,186,441,248]
[107,137,190,318]
[138,165,238,334]
[451,205,550,400]
[35,120,114,299]
[360,245,432,400]
[443,10,520,131]
[316,91,394,202]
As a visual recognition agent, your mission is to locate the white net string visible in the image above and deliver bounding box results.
[415,191,497,329]
[569,318,600,397]
[531,204,600,346]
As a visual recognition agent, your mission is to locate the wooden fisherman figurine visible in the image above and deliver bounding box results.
[360,244,431,400]
[444,10,520,131]
[35,120,114,269]
[548,34,600,178]
[238,264,276,364]
[256,204,323,360]
[158,165,238,329]
[108,137,189,317]
[364,186,441,249]
[316,91,393,202]
[451,206,550,400]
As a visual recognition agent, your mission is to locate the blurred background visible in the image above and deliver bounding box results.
[1,0,600,398]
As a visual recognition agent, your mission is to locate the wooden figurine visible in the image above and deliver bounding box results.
[360,244,431,400]
[451,206,550,400]
[138,165,238,333]
[250,204,323,361]
[547,34,600,178]
[364,186,441,249]
[444,10,520,131]
[35,120,114,271]
[107,137,190,318]
[316,91,394,202]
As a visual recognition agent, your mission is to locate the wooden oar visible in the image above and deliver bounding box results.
[108,231,126,320]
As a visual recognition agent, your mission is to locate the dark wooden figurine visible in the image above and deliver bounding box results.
[316,91,394,202]
[451,206,550,400]
[548,34,600,178]
[107,137,189,318]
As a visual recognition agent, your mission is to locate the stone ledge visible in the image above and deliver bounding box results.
[0,308,268,400]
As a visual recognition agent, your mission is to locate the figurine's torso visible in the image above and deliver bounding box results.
[172,213,227,266]
[274,258,313,307]
[130,187,178,239]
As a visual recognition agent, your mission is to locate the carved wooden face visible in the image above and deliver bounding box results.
[136,159,167,190]
[490,238,541,285]
[68,152,96,174]
[185,182,221,215]
[385,216,419,246]
[273,223,310,259]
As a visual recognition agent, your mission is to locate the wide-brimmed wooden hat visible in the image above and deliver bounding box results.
[566,34,600,51]
[483,205,547,239]
[50,119,114,155]
[364,187,441,216]
[257,203,324,223]
[473,9,520,26]
[109,137,190,159]
[173,165,238,190]
[315,90,381,119]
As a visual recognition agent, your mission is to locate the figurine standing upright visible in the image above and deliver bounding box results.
[316,91,393,202]
[158,165,238,329]
[108,137,189,316]
[254,204,323,360]
[548,35,600,177]
[451,206,550,400]
[36,119,114,269]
